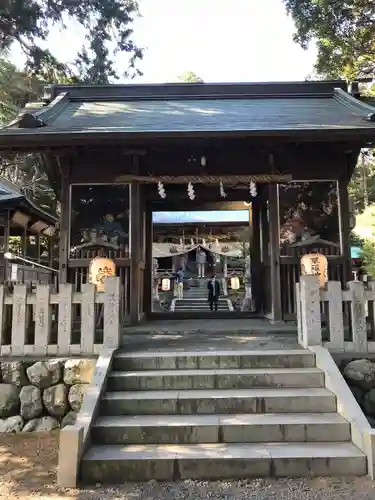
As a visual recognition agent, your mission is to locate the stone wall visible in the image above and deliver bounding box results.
[338,358,375,426]
[0,359,96,433]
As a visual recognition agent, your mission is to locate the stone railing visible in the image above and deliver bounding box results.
[0,277,121,356]
[296,275,375,352]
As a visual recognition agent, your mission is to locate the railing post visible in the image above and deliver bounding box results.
[103,277,121,349]
[57,284,73,355]
[349,280,367,352]
[35,284,52,355]
[326,281,344,349]
[11,284,27,355]
[299,275,321,348]
[81,283,96,354]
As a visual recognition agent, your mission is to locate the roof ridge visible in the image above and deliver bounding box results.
[334,88,375,122]
[46,80,347,102]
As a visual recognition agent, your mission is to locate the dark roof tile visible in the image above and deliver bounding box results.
[1,81,375,145]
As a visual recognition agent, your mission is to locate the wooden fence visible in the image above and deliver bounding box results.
[0,277,121,356]
[296,275,375,353]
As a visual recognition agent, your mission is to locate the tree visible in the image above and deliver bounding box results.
[0,58,56,213]
[176,71,204,83]
[361,240,375,276]
[282,0,375,79]
[0,0,143,83]
[0,58,42,123]
[349,150,375,213]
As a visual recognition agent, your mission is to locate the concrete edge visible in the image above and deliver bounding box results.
[308,345,375,478]
[57,347,116,488]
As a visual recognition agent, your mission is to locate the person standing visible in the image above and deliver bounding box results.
[175,267,184,299]
[207,274,220,311]
[197,249,207,278]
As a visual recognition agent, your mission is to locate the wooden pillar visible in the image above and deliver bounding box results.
[338,179,352,282]
[268,184,282,321]
[130,181,141,324]
[259,199,270,313]
[144,205,153,316]
[59,167,70,285]
[251,199,262,313]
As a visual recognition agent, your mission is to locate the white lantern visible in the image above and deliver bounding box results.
[161,278,171,291]
[89,257,116,292]
[230,276,240,290]
[300,253,328,289]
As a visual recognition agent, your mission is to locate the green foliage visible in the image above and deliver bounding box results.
[0,58,42,123]
[0,0,143,82]
[176,72,204,83]
[362,240,375,276]
[0,57,57,213]
[353,203,375,242]
[349,150,375,213]
[283,0,375,78]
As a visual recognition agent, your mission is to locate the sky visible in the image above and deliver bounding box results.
[9,0,318,225]
[10,0,317,83]
[153,210,250,223]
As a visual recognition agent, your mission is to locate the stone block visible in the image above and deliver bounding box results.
[178,458,271,479]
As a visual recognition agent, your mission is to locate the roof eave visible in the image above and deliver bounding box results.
[0,127,374,150]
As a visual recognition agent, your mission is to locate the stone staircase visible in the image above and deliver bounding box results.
[173,298,231,312]
[81,349,366,483]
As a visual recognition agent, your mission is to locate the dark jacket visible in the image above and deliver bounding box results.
[174,270,184,283]
[207,278,221,300]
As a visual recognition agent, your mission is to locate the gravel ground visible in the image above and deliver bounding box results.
[0,432,375,499]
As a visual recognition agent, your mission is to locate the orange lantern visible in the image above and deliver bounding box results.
[89,257,116,292]
[161,278,171,291]
[300,253,328,289]
[230,276,240,290]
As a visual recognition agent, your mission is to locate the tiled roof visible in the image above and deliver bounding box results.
[1,81,375,145]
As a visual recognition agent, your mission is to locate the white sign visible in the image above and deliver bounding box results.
[11,264,18,282]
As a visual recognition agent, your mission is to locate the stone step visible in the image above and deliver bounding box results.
[174,300,229,309]
[81,441,366,483]
[174,301,229,305]
[175,299,228,302]
[100,387,336,415]
[107,367,325,391]
[91,413,351,445]
[113,349,315,371]
[173,307,230,311]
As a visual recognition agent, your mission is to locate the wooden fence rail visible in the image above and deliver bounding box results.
[296,275,375,353]
[0,277,121,356]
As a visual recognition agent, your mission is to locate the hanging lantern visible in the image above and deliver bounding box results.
[89,256,116,292]
[230,276,240,290]
[161,278,171,291]
[300,253,328,289]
